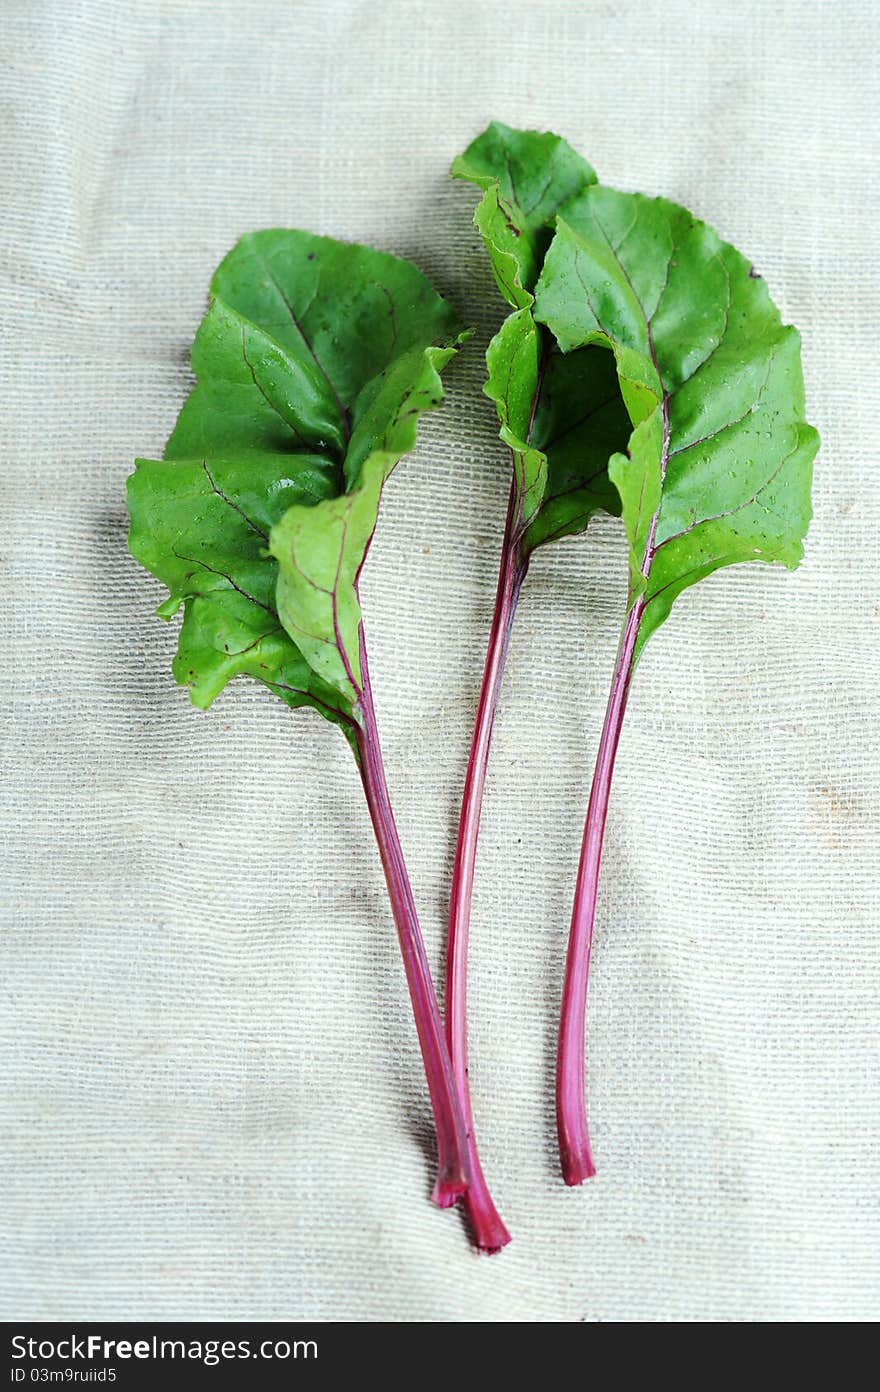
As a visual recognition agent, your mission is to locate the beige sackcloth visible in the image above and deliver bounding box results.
[2,0,877,1321]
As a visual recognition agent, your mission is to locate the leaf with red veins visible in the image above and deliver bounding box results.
[534,187,819,660]
[454,123,629,558]
[127,230,466,726]
[269,342,462,719]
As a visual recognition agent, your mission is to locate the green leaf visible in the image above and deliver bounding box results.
[268,340,460,706]
[534,187,819,659]
[128,229,464,727]
[452,120,597,309]
[167,297,346,460]
[127,453,349,720]
[485,312,629,552]
[453,124,629,555]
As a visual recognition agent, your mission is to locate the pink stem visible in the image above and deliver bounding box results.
[446,484,524,1251]
[354,634,470,1207]
[556,594,643,1185]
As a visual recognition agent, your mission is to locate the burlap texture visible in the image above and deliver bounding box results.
[2,0,877,1321]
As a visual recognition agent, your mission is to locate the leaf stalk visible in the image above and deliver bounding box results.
[556,592,642,1184]
[353,631,471,1207]
[446,482,526,1251]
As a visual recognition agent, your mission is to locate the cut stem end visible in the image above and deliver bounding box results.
[560,1148,597,1186]
[432,1175,470,1209]
[462,1164,512,1251]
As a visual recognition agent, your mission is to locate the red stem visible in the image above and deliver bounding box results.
[446,483,525,1251]
[354,633,470,1207]
[556,593,643,1184]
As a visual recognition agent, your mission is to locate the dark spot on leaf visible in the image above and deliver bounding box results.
[749,265,761,279]
[307,253,315,261]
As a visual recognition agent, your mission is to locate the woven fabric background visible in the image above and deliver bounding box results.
[2,0,877,1322]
